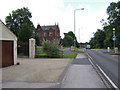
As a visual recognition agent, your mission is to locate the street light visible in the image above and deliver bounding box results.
[113,28,116,50]
[74,8,84,50]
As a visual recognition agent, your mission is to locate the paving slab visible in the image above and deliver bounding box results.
[61,65,106,88]
[76,53,87,58]
[2,82,60,88]
[61,53,106,88]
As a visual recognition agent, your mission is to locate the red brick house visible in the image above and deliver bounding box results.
[35,24,60,44]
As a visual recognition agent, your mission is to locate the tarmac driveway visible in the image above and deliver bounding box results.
[2,58,71,83]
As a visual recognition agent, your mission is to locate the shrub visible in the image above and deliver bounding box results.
[42,40,60,58]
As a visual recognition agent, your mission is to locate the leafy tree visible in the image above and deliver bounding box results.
[90,29,105,48]
[34,34,40,46]
[90,1,120,49]
[62,35,73,47]
[106,1,120,48]
[90,38,95,48]
[62,31,79,47]
[19,24,33,42]
[5,7,35,42]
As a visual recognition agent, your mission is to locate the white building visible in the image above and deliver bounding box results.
[0,20,17,67]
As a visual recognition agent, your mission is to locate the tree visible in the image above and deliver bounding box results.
[90,38,95,48]
[5,7,35,42]
[19,24,33,42]
[34,34,40,46]
[90,29,105,48]
[90,1,120,49]
[62,35,73,47]
[61,31,79,47]
[106,1,120,48]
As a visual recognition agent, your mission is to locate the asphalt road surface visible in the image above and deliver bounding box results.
[86,49,119,88]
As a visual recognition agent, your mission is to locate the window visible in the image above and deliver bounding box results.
[49,32,53,36]
[44,32,46,37]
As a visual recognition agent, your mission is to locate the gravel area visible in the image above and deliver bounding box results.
[2,58,71,82]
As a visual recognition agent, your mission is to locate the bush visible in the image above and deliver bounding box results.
[42,40,60,58]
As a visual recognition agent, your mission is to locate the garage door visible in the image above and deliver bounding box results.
[0,40,14,67]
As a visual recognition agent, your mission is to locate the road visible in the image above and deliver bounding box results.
[86,49,119,88]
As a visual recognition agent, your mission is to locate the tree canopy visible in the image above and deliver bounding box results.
[60,31,79,47]
[90,1,120,49]
[5,7,35,42]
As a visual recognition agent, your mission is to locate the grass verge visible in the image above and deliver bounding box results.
[63,52,77,58]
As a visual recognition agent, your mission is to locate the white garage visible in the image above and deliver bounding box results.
[0,20,17,67]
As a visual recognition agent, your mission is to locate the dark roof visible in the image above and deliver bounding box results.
[41,25,57,31]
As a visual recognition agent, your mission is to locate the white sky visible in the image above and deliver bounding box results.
[0,0,119,43]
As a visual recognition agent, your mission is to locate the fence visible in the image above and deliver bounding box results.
[17,42,29,56]
[35,48,64,58]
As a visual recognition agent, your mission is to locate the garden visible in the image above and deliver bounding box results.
[35,40,83,58]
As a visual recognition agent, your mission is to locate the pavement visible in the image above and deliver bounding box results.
[60,53,106,88]
[1,53,107,88]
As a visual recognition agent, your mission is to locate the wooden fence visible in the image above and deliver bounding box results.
[35,49,64,58]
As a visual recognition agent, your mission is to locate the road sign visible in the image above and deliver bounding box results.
[112,37,116,41]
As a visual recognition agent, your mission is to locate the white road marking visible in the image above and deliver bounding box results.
[87,53,119,89]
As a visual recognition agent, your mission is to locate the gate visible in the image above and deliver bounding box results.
[18,42,29,56]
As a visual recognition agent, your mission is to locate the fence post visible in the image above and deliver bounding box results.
[29,38,35,58]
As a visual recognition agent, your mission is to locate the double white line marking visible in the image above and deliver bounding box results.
[87,53,119,89]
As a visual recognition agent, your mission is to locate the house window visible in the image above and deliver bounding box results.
[44,32,46,37]
[49,32,53,36]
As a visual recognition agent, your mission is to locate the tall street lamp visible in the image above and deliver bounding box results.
[74,8,84,50]
[113,28,116,50]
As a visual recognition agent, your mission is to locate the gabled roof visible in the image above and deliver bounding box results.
[41,25,57,31]
[0,20,17,40]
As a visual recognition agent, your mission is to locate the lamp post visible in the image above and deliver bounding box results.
[113,28,116,50]
[74,8,84,50]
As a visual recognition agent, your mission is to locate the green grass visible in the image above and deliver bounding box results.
[36,46,43,50]
[63,52,77,58]
[71,48,84,53]
[72,50,84,53]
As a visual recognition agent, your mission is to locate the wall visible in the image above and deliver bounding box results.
[0,21,17,64]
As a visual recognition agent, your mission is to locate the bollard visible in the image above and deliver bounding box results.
[107,47,110,53]
[115,47,118,54]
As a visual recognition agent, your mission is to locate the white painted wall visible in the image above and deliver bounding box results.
[0,20,17,65]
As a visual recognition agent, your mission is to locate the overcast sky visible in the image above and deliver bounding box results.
[0,0,119,43]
